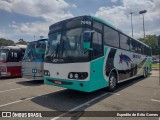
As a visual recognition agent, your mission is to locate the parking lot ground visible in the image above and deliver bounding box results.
[0,70,159,120]
[151,70,160,77]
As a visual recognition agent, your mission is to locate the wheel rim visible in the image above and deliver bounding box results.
[143,69,146,77]
[110,76,116,88]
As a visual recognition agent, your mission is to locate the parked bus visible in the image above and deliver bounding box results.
[22,39,47,80]
[0,45,26,78]
[43,15,152,92]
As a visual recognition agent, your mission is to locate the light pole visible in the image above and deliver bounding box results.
[158,35,160,85]
[139,10,147,39]
[129,11,135,37]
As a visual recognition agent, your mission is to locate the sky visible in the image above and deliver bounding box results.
[0,0,159,42]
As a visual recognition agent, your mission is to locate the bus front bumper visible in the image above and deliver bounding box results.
[22,74,43,80]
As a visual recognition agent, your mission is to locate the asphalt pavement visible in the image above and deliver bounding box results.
[0,71,159,120]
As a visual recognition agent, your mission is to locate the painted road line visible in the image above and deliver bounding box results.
[151,99,160,103]
[0,89,64,108]
[0,82,15,86]
[0,86,29,93]
[51,92,120,120]
[109,93,120,95]
[51,92,109,120]
[153,89,160,95]
[0,97,34,108]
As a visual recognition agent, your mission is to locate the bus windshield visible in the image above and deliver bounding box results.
[45,27,90,63]
[23,42,43,61]
[0,49,9,62]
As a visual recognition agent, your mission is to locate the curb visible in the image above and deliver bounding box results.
[152,68,160,71]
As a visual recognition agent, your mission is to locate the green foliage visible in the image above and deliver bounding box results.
[0,38,28,46]
[152,64,159,68]
[0,38,14,46]
[16,39,27,45]
[138,35,158,55]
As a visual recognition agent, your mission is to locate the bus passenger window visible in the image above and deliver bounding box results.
[120,34,130,50]
[8,50,19,62]
[130,40,136,52]
[14,53,17,58]
[93,21,102,31]
[104,26,119,48]
[92,31,103,59]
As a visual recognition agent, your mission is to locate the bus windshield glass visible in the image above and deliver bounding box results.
[23,42,43,61]
[36,40,47,53]
[0,49,9,62]
[45,27,90,63]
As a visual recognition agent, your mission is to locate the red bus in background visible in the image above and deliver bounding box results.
[0,45,26,78]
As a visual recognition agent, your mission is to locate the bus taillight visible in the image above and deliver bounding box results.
[38,69,42,73]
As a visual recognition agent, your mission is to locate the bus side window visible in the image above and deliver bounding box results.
[130,39,136,52]
[120,34,130,50]
[104,26,119,48]
[8,50,14,62]
[137,43,142,54]
[8,50,19,62]
[92,31,103,59]
[13,51,18,62]
[93,21,102,31]
[141,45,144,54]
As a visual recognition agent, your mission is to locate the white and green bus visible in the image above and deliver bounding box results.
[43,15,152,92]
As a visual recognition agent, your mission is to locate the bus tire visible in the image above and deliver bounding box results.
[143,68,147,78]
[107,72,117,91]
[146,67,149,77]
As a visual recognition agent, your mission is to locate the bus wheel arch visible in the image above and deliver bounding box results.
[107,69,118,91]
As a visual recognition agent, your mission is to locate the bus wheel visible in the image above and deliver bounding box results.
[146,68,149,77]
[143,68,147,78]
[107,72,117,91]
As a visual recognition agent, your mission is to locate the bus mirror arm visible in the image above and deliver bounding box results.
[83,48,93,54]
[83,30,94,51]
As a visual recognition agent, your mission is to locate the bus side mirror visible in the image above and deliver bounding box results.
[35,41,47,54]
[83,31,94,50]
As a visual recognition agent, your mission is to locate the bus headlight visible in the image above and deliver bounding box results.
[74,73,78,79]
[38,69,42,73]
[44,70,50,76]
[69,73,73,78]
[68,72,88,80]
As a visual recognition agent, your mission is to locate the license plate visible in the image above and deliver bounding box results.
[54,80,61,84]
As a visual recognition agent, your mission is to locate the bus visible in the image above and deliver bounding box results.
[22,39,47,80]
[43,15,152,92]
[0,45,26,78]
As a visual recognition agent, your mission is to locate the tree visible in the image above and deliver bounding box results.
[0,38,14,46]
[16,39,27,45]
[138,35,158,55]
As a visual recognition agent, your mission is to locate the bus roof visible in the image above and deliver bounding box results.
[0,45,26,50]
[27,39,48,47]
[15,44,27,49]
[28,39,48,44]
[91,16,150,48]
[49,15,150,48]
